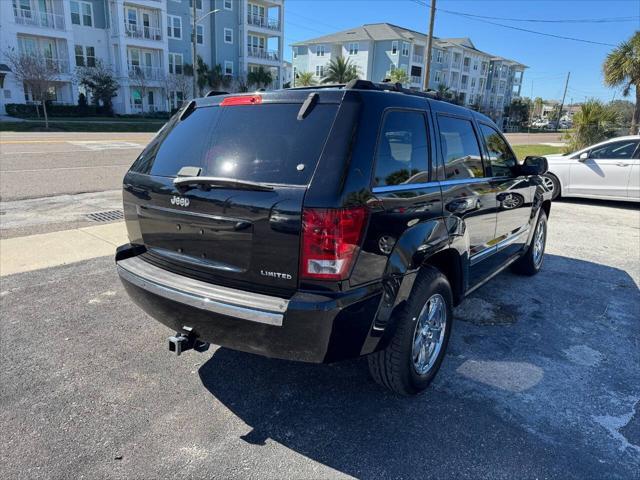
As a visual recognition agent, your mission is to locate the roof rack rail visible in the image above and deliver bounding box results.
[287,84,346,91]
[205,90,229,97]
[344,79,440,100]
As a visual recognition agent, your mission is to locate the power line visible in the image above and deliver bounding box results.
[411,0,618,47]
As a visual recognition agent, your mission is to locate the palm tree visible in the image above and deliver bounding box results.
[388,67,409,86]
[247,66,272,89]
[603,31,640,134]
[437,83,452,99]
[296,71,315,87]
[533,97,544,118]
[565,100,618,152]
[322,56,359,84]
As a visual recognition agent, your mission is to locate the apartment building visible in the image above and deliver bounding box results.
[0,0,285,114]
[292,23,525,126]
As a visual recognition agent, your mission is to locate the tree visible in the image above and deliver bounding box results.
[565,100,618,152]
[533,97,544,118]
[387,67,409,86]
[436,83,452,99]
[608,99,635,127]
[129,65,149,113]
[76,60,119,115]
[603,31,640,134]
[163,73,192,111]
[322,56,359,84]
[4,48,61,129]
[247,66,273,89]
[196,55,210,96]
[208,64,231,91]
[296,71,315,87]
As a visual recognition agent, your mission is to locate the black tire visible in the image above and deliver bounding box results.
[542,173,561,201]
[368,266,453,396]
[511,210,547,276]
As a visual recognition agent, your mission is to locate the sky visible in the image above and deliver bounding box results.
[283,0,640,103]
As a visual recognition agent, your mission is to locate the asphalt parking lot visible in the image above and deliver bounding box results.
[1,198,639,479]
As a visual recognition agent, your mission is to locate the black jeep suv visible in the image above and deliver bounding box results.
[116,81,551,395]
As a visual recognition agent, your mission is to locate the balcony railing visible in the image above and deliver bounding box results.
[128,65,164,81]
[410,75,422,85]
[451,61,461,69]
[462,64,470,72]
[247,14,280,30]
[412,54,423,64]
[247,47,279,61]
[13,7,65,30]
[124,23,162,41]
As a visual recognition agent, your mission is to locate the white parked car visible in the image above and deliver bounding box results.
[542,136,640,202]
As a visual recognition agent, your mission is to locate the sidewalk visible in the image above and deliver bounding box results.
[0,221,127,276]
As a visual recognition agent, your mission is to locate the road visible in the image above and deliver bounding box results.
[0,132,150,201]
[1,200,639,479]
[0,131,563,201]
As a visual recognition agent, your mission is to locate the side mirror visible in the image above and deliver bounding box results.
[520,156,549,176]
[579,152,589,161]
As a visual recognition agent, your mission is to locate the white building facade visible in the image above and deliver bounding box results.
[0,0,286,114]
[292,23,526,126]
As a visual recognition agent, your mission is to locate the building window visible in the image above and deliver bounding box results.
[224,61,233,75]
[471,78,476,89]
[167,15,181,39]
[168,53,183,75]
[315,65,324,77]
[391,41,398,55]
[401,42,409,57]
[224,28,233,44]
[74,45,84,66]
[71,1,93,26]
[434,70,441,83]
[224,0,232,10]
[473,61,478,71]
[436,50,443,63]
[189,0,203,9]
[74,45,96,67]
[196,24,204,44]
[348,42,358,55]
[292,47,297,59]
[316,45,325,56]
[170,91,184,110]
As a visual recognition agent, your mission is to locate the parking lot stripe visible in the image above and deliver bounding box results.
[0,222,127,276]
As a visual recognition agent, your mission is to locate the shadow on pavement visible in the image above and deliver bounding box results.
[198,254,639,479]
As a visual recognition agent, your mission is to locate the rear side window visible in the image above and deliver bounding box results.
[437,115,484,180]
[373,110,429,186]
[479,124,517,177]
[131,103,338,185]
[589,140,639,159]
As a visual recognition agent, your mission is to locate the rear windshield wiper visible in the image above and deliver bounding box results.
[173,176,274,192]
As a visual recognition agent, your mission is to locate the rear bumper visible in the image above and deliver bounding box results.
[117,247,383,363]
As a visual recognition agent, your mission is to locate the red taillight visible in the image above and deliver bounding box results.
[300,207,368,280]
[220,95,262,106]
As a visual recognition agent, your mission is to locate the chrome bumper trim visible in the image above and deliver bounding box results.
[117,256,287,326]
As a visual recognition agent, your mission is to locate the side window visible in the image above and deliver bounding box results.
[373,110,429,187]
[479,123,517,177]
[589,140,639,159]
[437,116,484,180]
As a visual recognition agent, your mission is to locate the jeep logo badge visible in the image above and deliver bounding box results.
[171,196,189,207]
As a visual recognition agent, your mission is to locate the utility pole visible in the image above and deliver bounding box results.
[557,71,570,126]
[423,0,436,92]
[192,0,197,98]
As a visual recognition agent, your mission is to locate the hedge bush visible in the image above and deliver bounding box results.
[5,103,172,119]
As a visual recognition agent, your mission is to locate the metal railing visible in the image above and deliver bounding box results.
[462,64,470,72]
[451,61,461,69]
[412,54,423,64]
[410,75,422,85]
[128,65,164,81]
[247,47,279,61]
[13,7,65,29]
[124,23,162,41]
[247,14,280,30]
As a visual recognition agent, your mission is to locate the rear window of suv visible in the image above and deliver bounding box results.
[131,103,339,185]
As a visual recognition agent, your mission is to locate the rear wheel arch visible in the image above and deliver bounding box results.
[421,248,464,306]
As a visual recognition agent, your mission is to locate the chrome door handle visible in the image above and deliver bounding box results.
[616,162,630,167]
